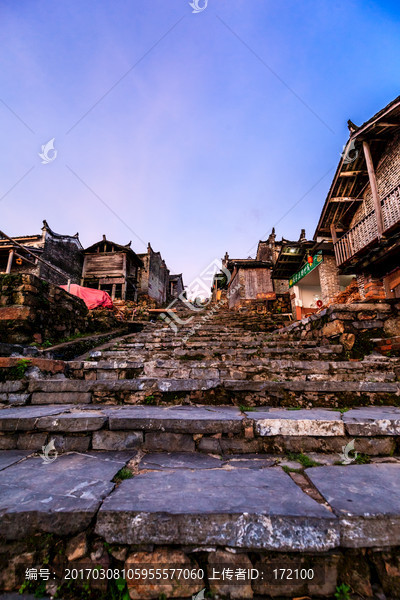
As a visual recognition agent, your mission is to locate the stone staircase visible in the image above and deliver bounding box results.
[1,307,400,599]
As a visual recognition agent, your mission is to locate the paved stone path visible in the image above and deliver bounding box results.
[1,448,400,552]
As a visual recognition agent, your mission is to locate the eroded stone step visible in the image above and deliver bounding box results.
[2,376,400,408]
[95,459,400,551]
[65,357,398,383]
[1,447,398,599]
[1,405,399,457]
[1,448,399,552]
[96,466,338,551]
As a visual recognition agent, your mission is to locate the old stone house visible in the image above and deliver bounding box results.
[137,243,170,305]
[169,274,184,299]
[0,220,83,285]
[81,236,143,301]
[315,95,400,300]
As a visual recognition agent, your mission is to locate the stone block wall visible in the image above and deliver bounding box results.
[137,244,169,306]
[1,530,400,598]
[0,273,88,345]
[319,256,341,303]
[279,302,400,357]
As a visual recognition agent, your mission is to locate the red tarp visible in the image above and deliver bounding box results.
[60,284,113,310]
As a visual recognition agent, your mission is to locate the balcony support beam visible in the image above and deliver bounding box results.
[362,141,384,238]
[6,249,14,274]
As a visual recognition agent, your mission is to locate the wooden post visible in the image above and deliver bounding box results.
[330,224,338,244]
[363,141,384,238]
[6,249,14,273]
[67,279,71,293]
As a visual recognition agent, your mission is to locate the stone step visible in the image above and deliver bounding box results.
[96,460,400,551]
[1,448,399,598]
[94,347,345,363]
[97,465,338,551]
[1,448,399,552]
[66,357,398,383]
[2,376,399,407]
[1,404,399,458]
[117,336,318,345]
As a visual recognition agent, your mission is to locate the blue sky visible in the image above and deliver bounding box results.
[1,0,399,285]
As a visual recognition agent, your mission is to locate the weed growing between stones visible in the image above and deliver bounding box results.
[0,358,31,382]
[282,465,302,474]
[286,452,321,468]
[354,453,371,464]
[144,394,157,405]
[113,467,133,483]
[335,582,351,600]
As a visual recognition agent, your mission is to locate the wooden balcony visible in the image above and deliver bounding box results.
[334,184,400,266]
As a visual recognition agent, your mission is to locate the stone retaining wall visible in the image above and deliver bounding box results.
[278,302,400,356]
[0,273,88,345]
[1,530,399,598]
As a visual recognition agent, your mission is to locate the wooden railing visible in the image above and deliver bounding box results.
[334,184,400,266]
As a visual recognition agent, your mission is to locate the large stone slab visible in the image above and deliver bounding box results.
[36,410,107,432]
[31,392,92,404]
[247,409,344,436]
[0,451,134,539]
[96,468,338,551]
[343,407,400,436]
[109,405,243,434]
[308,464,400,547]
[29,380,94,392]
[92,430,143,450]
[157,379,219,392]
[0,450,30,470]
[139,452,223,471]
[0,405,74,431]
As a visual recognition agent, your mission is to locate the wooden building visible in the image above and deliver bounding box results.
[81,236,143,301]
[315,95,400,300]
[0,220,83,285]
[221,231,280,309]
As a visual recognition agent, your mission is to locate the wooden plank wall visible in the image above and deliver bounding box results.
[83,253,125,278]
[244,269,273,299]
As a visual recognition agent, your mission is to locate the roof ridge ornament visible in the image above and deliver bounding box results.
[347,119,359,134]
